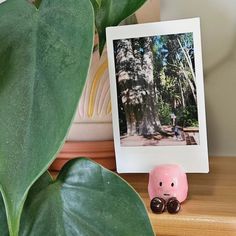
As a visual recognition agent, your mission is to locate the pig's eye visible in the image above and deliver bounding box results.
[171,183,174,187]
[159,182,162,186]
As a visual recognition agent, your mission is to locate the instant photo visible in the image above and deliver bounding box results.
[106,18,208,173]
[114,33,198,147]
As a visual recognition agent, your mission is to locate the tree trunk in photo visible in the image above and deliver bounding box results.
[177,38,196,83]
[181,68,197,105]
[127,111,137,136]
[115,39,134,83]
[178,78,186,108]
[177,37,197,105]
[114,37,170,138]
[139,37,162,136]
[114,39,138,136]
[132,38,143,80]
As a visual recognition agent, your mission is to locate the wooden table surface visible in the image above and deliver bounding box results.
[120,157,236,236]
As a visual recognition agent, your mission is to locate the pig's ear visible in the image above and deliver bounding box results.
[148,171,156,200]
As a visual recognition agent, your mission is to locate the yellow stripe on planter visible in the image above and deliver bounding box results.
[88,59,108,117]
[107,100,112,114]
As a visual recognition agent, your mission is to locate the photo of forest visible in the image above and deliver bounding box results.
[113,33,199,146]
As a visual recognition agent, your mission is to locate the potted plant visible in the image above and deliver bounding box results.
[0,0,154,235]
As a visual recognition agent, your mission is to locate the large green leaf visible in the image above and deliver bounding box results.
[0,159,154,235]
[0,193,9,236]
[0,0,94,235]
[18,158,154,236]
[90,0,147,54]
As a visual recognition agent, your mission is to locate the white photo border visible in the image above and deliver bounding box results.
[106,18,209,173]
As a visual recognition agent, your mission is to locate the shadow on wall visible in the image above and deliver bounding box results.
[160,0,236,156]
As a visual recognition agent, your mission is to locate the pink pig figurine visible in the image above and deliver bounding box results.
[148,164,188,214]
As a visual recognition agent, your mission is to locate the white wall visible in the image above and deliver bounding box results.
[160,0,236,156]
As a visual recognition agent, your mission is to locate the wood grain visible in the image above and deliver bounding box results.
[120,157,236,236]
